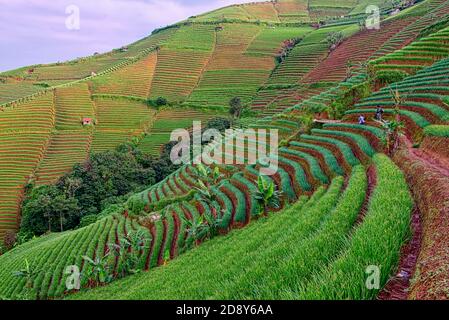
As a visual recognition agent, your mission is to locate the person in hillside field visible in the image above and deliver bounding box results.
[375,105,385,121]
[358,114,366,125]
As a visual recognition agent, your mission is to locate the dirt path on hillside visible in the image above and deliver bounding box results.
[389,136,449,300]
[355,165,377,226]
[378,206,422,300]
[404,137,449,178]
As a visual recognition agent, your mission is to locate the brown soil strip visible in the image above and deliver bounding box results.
[144,225,156,270]
[170,211,180,259]
[378,206,422,300]
[157,219,168,266]
[355,165,377,226]
[421,136,449,160]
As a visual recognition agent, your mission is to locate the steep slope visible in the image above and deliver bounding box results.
[0,0,449,301]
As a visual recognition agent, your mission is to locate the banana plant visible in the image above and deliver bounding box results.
[388,86,410,121]
[81,254,112,287]
[182,209,223,247]
[196,163,224,186]
[195,180,217,203]
[253,175,282,217]
[382,119,405,154]
[109,230,147,278]
[13,259,41,296]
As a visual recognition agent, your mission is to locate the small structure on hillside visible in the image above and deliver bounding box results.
[82,118,93,126]
[91,71,97,77]
[120,46,129,52]
[215,25,224,32]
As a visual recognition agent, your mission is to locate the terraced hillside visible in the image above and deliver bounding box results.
[1,50,448,298]
[1,0,449,301]
[0,93,55,240]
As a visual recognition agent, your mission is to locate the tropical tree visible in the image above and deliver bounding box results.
[196,164,224,187]
[326,31,344,51]
[229,97,244,123]
[382,119,405,154]
[345,60,354,80]
[13,259,41,300]
[81,254,112,288]
[13,259,41,299]
[389,86,406,122]
[253,175,282,216]
[109,230,147,278]
[155,96,168,107]
[195,178,220,218]
[182,209,222,247]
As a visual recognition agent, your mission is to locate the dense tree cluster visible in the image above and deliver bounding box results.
[19,144,177,240]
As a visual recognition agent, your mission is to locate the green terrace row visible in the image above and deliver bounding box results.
[69,154,413,300]
[0,214,151,299]
[137,121,383,215]
[371,26,449,74]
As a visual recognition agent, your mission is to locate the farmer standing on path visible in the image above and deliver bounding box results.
[375,105,385,121]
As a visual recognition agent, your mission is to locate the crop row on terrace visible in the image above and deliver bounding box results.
[0,132,53,240]
[89,97,156,153]
[245,26,312,57]
[192,5,253,22]
[149,49,212,102]
[54,83,95,130]
[303,19,415,84]
[0,213,152,299]
[1,27,175,83]
[0,57,430,300]
[421,125,449,159]
[67,154,412,300]
[0,93,55,240]
[1,25,218,191]
[275,0,309,22]
[1,1,448,301]
[149,25,216,102]
[132,114,382,239]
[371,26,449,75]
[290,2,449,124]
[393,140,449,299]
[352,57,449,141]
[55,44,440,298]
[251,23,359,115]
[190,0,325,23]
[186,23,275,109]
[0,82,43,105]
[89,52,157,98]
[137,108,218,155]
[34,130,93,186]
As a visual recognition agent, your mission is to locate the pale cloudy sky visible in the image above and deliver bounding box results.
[0,0,264,72]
